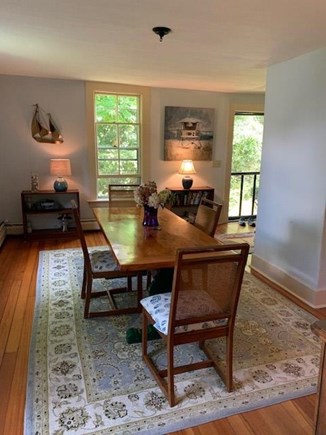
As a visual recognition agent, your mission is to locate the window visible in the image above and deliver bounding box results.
[94,93,141,198]
[228,112,264,219]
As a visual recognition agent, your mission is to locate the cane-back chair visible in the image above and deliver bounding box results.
[108,184,139,206]
[141,243,249,407]
[71,200,142,318]
[193,197,222,237]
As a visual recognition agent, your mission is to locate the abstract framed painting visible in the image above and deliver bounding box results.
[164,106,214,161]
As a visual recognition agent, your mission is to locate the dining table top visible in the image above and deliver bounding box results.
[92,206,220,271]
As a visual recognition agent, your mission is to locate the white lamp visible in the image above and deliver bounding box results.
[50,159,71,192]
[178,160,196,189]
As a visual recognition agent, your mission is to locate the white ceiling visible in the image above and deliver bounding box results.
[1,0,326,93]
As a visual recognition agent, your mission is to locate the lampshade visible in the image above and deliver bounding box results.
[50,159,71,176]
[178,160,196,189]
[50,159,71,192]
[178,160,196,175]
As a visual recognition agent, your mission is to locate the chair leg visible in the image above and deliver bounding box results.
[226,335,233,392]
[81,264,87,299]
[142,311,148,358]
[142,313,172,405]
[84,274,93,319]
[167,339,175,407]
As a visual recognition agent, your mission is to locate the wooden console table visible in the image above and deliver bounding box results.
[21,190,80,239]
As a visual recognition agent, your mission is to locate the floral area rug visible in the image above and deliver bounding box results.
[24,247,320,434]
[215,231,255,253]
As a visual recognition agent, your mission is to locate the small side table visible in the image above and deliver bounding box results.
[311,319,326,434]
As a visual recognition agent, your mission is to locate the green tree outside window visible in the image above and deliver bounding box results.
[95,94,141,198]
[229,114,264,218]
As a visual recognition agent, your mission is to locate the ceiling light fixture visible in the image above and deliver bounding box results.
[152,26,171,42]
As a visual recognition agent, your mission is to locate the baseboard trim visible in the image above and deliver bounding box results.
[6,223,22,235]
[81,219,100,231]
[6,219,100,235]
[251,254,326,309]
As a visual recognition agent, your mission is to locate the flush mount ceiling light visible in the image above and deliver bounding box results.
[152,26,171,42]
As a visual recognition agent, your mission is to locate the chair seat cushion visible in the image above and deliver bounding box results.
[89,249,120,272]
[141,291,227,335]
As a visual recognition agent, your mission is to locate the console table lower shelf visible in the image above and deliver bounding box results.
[24,225,79,240]
[21,190,80,240]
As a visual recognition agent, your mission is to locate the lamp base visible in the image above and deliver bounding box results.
[182,177,193,189]
[53,177,68,192]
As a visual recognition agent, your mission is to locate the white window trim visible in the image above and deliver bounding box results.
[86,81,151,202]
[223,102,264,223]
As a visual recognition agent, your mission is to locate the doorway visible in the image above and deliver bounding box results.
[228,112,264,222]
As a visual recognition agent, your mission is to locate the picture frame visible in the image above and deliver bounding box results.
[164,106,214,161]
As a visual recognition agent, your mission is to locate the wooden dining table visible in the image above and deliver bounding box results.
[92,206,219,272]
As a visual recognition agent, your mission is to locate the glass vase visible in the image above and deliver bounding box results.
[143,205,159,227]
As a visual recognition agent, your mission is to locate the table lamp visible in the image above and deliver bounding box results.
[178,160,196,189]
[50,158,71,192]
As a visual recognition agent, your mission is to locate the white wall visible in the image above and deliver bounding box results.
[0,74,264,225]
[252,48,326,307]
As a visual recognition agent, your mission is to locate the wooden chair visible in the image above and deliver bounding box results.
[141,243,249,407]
[108,184,139,206]
[71,200,142,318]
[193,197,222,237]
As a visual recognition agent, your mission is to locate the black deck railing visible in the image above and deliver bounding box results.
[229,171,260,220]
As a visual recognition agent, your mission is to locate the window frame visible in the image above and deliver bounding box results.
[222,102,264,223]
[86,82,150,202]
[95,92,141,198]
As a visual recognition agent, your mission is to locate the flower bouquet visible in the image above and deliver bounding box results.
[134,181,171,209]
[134,182,172,227]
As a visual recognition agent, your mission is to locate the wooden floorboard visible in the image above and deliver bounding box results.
[0,227,324,435]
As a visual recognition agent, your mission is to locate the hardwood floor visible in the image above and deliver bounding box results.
[0,228,325,435]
